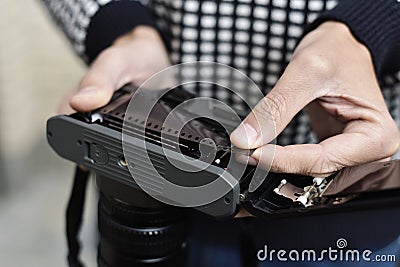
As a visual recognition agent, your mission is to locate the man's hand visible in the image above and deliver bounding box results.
[231,22,400,177]
[59,26,170,114]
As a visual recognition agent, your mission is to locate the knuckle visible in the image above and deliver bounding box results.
[257,93,286,124]
[293,52,335,79]
[380,118,400,156]
[308,157,338,176]
[271,158,291,174]
[306,147,339,176]
[316,156,340,175]
[271,147,294,173]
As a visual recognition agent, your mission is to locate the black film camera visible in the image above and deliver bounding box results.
[47,85,400,267]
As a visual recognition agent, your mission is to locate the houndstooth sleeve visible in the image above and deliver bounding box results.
[42,0,158,63]
[307,0,400,78]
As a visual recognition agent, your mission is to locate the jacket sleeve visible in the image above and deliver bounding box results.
[306,0,400,78]
[42,0,160,63]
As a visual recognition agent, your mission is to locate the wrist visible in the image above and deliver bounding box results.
[316,21,350,36]
[113,26,164,46]
[315,21,372,61]
[297,21,373,72]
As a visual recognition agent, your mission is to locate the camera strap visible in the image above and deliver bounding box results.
[66,166,90,267]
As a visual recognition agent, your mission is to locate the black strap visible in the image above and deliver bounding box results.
[239,218,258,267]
[66,166,90,267]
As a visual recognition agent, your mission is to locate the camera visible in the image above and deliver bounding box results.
[47,84,400,266]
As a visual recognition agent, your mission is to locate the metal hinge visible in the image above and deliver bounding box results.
[274,177,332,207]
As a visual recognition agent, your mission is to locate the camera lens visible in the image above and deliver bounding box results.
[97,194,189,266]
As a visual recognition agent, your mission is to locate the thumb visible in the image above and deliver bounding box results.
[231,77,312,149]
[70,48,132,112]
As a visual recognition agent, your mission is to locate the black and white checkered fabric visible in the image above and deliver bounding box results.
[43,0,400,156]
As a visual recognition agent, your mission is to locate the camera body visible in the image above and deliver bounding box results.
[47,85,400,220]
[47,85,246,218]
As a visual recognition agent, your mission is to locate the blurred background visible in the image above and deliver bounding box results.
[0,1,97,266]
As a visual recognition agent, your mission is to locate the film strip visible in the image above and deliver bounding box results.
[93,85,253,170]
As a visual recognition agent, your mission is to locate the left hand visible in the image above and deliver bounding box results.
[57,26,170,114]
[230,21,399,177]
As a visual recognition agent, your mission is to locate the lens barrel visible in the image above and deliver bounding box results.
[98,194,189,267]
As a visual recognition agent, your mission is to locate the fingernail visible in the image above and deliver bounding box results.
[236,154,258,166]
[231,122,258,148]
[247,156,258,165]
[73,87,98,98]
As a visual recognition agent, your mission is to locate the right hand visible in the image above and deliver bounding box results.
[59,26,170,114]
